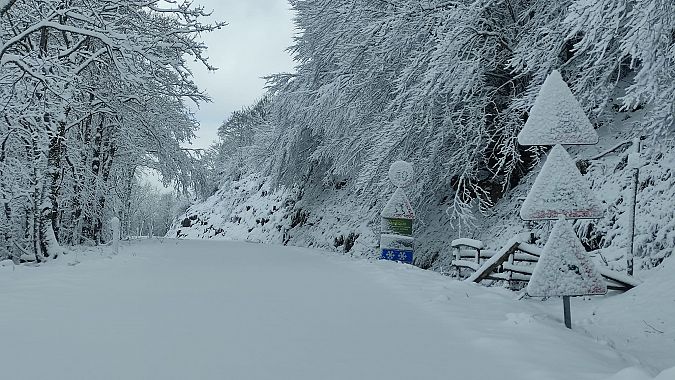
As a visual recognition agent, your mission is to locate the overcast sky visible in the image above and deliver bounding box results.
[187,0,297,149]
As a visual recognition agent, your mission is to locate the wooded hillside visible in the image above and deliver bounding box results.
[193,0,674,269]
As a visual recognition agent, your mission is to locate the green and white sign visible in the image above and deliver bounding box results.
[382,217,413,236]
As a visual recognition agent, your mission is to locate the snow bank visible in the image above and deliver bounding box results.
[576,255,675,373]
[603,367,652,380]
[604,366,675,380]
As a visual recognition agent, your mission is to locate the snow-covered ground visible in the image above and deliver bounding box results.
[1,239,673,379]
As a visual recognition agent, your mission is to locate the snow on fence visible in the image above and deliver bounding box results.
[451,237,640,292]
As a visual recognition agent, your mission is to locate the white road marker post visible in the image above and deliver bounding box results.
[111,216,120,255]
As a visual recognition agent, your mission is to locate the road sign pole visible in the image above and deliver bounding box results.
[626,136,643,276]
[563,296,571,329]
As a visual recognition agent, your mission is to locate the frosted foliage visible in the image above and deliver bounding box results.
[520,145,603,220]
[518,70,598,146]
[527,218,607,297]
[382,188,415,219]
[388,161,414,188]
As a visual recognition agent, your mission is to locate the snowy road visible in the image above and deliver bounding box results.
[0,239,659,379]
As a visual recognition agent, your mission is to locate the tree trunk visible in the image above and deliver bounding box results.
[0,131,13,258]
[121,165,137,239]
[39,114,67,259]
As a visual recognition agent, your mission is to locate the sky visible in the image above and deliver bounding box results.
[187,0,297,149]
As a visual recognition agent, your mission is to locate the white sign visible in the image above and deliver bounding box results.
[527,217,607,297]
[518,70,598,146]
[388,160,414,188]
[382,188,415,219]
[520,145,603,220]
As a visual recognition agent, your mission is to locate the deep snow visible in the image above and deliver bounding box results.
[1,239,673,379]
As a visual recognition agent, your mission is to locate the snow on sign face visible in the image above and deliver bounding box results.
[382,187,415,219]
[520,145,603,220]
[518,70,598,146]
[527,217,607,297]
[380,234,414,250]
[388,160,414,188]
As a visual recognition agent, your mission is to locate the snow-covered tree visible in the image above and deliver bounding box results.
[217,96,272,182]
[0,0,224,260]
[242,0,673,228]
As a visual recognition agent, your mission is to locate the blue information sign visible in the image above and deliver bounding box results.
[380,249,414,264]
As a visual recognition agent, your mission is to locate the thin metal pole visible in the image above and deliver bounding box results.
[563,296,572,329]
[627,137,643,276]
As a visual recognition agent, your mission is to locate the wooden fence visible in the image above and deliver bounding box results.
[450,237,640,292]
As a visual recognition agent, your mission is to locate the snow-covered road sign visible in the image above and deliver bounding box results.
[527,217,607,297]
[520,145,603,220]
[380,161,415,264]
[518,70,598,146]
[380,249,414,264]
[519,70,606,330]
[380,230,415,264]
[382,188,415,220]
[388,160,414,188]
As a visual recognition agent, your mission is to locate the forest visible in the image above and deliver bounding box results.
[0,0,222,261]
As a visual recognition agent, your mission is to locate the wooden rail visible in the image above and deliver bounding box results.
[451,237,640,292]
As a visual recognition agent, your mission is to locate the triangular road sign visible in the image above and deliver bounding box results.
[382,187,415,219]
[527,217,607,297]
[520,145,603,220]
[518,70,598,146]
